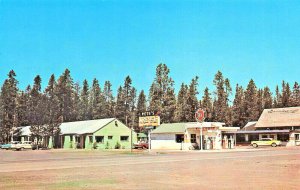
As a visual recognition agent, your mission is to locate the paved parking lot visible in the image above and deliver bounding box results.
[0,147,299,190]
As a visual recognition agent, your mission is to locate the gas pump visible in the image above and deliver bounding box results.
[224,136,228,149]
[230,136,235,149]
[206,137,211,150]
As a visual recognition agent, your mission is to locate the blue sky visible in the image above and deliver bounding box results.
[0,0,299,99]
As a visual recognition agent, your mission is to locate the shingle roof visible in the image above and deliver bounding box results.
[151,123,186,134]
[60,118,115,135]
[256,107,300,128]
[241,121,257,131]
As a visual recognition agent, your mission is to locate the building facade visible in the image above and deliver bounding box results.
[150,122,239,150]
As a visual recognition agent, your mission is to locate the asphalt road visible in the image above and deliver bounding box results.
[0,148,299,189]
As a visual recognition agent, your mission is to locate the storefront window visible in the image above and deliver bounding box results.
[277,134,289,142]
[236,134,245,143]
[176,134,184,143]
[248,134,259,141]
[190,134,196,143]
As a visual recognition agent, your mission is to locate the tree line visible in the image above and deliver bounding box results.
[0,63,300,142]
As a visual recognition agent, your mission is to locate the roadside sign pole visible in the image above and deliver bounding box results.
[200,123,203,151]
[195,108,205,151]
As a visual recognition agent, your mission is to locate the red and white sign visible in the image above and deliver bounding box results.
[195,109,205,123]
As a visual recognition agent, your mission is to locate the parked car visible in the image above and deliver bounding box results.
[1,141,20,150]
[133,142,149,149]
[251,138,282,148]
[13,141,33,151]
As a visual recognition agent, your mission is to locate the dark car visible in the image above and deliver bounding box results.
[133,142,149,149]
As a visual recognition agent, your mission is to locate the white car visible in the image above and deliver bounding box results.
[13,141,33,151]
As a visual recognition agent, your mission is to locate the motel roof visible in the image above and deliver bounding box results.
[255,107,300,128]
[241,121,257,131]
[60,118,115,135]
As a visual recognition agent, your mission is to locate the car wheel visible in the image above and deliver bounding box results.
[252,143,258,148]
[271,143,277,147]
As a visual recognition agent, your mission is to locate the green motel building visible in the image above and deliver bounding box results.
[59,118,137,150]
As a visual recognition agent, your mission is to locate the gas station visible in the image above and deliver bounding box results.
[150,109,240,150]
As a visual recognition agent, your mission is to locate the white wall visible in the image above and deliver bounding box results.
[151,133,189,150]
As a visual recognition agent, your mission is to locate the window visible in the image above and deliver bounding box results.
[89,136,93,143]
[176,134,184,143]
[277,134,289,141]
[295,134,300,140]
[262,135,268,138]
[120,136,129,141]
[95,136,104,143]
[190,134,196,143]
[70,135,73,142]
[108,136,113,140]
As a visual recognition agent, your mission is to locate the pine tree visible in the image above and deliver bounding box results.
[79,79,91,120]
[115,76,137,126]
[281,81,292,107]
[186,77,199,121]
[73,82,81,121]
[123,76,133,125]
[129,87,137,129]
[115,86,126,123]
[56,69,75,122]
[232,84,245,127]
[262,87,273,109]
[103,81,114,118]
[257,89,264,115]
[44,74,61,148]
[0,70,19,142]
[137,90,147,114]
[201,87,213,122]
[16,91,29,127]
[274,85,282,108]
[29,75,48,146]
[149,63,176,123]
[175,83,189,122]
[291,82,300,106]
[213,71,231,123]
[244,79,259,122]
[90,78,106,119]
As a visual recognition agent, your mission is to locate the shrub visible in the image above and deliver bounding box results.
[93,142,98,149]
[115,141,121,149]
[105,141,110,149]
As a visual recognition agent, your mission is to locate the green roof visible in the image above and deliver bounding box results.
[151,123,186,134]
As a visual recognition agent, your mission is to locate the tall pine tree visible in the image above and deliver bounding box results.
[0,70,19,142]
[149,63,176,123]
[244,79,259,122]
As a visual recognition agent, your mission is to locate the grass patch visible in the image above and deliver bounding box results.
[47,179,117,189]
